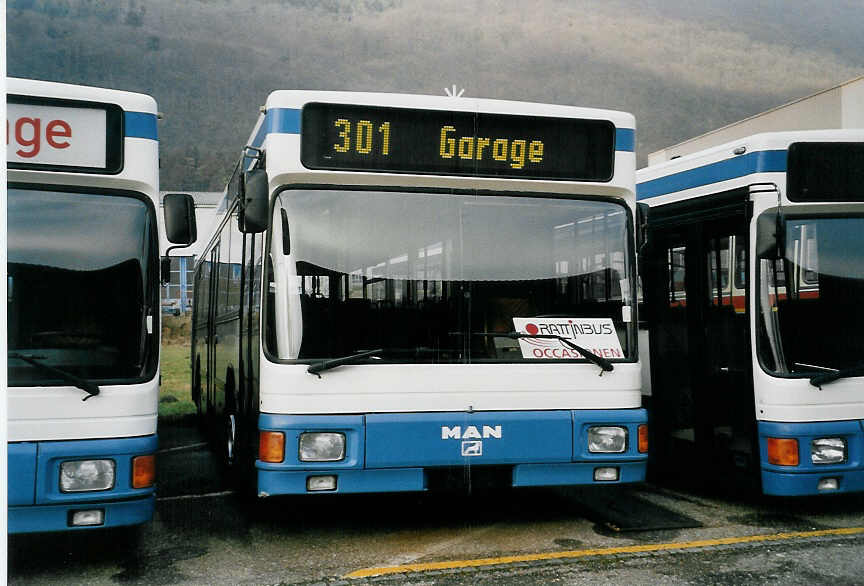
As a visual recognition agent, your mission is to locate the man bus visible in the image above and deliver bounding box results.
[182,91,648,498]
[638,129,864,495]
[7,78,193,532]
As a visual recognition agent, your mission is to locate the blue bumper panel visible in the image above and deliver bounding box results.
[762,470,864,497]
[36,435,158,505]
[9,442,38,505]
[574,408,648,461]
[514,461,647,487]
[8,435,157,533]
[258,414,364,471]
[759,420,864,496]
[257,410,647,495]
[9,496,154,534]
[258,468,425,496]
[366,411,573,467]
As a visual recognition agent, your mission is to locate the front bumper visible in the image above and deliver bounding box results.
[8,434,157,533]
[256,409,647,495]
[759,420,864,496]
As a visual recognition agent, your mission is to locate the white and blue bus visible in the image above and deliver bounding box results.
[6,78,193,532]
[637,129,864,496]
[184,91,647,498]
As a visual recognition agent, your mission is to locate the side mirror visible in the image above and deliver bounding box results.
[755,209,786,260]
[241,169,269,234]
[160,257,172,284]
[163,193,197,245]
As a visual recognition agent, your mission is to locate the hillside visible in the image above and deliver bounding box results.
[8,0,864,189]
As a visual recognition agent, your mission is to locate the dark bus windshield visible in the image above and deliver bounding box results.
[758,215,864,375]
[7,188,159,384]
[266,189,635,364]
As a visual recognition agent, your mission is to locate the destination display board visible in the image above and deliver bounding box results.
[7,95,124,174]
[300,103,615,181]
[787,142,864,202]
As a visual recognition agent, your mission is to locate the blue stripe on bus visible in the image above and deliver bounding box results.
[615,128,635,152]
[249,108,301,149]
[267,108,302,135]
[637,149,788,200]
[255,108,636,154]
[124,112,158,140]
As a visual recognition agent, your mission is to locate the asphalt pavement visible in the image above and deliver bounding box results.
[10,418,864,585]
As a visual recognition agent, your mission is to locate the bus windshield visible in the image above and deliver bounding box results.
[7,188,158,384]
[758,215,864,375]
[266,188,634,363]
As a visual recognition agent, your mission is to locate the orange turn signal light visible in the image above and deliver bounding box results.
[638,424,649,453]
[766,437,799,466]
[259,431,286,463]
[132,454,156,489]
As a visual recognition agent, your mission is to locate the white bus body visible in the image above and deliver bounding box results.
[7,78,161,531]
[637,129,864,496]
[192,91,647,497]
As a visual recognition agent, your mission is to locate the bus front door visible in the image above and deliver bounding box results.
[647,215,755,489]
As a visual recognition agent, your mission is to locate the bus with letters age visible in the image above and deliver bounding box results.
[180,91,648,498]
[6,78,195,533]
[637,129,864,496]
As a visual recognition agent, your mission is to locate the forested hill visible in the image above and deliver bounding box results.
[8,0,864,190]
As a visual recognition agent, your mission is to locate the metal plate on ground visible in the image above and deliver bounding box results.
[571,487,704,532]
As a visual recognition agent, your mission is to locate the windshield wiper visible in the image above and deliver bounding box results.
[9,352,101,401]
[810,362,864,389]
[307,348,384,378]
[478,332,614,375]
[308,346,467,377]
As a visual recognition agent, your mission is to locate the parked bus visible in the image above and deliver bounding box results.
[181,91,648,498]
[6,78,194,533]
[637,129,864,496]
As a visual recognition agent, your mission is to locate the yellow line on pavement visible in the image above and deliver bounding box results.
[344,527,864,579]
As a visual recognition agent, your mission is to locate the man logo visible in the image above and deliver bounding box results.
[462,441,483,457]
[441,425,502,440]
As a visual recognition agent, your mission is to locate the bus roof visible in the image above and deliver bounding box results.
[637,128,864,203]
[7,77,157,114]
[262,90,635,128]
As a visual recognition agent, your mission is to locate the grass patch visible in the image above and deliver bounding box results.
[160,343,196,419]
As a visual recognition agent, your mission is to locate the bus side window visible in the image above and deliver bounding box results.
[214,230,227,316]
[667,246,686,307]
[196,260,211,325]
[707,236,731,307]
[226,213,243,314]
[802,233,819,285]
[734,239,747,290]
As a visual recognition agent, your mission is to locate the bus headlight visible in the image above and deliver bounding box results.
[588,427,627,453]
[60,460,115,492]
[299,432,346,462]
[811,438,846,464]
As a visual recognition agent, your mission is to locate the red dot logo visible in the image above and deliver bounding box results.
[525,323,539,335]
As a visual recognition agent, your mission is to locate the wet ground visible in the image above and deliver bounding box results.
[9,418,864,584]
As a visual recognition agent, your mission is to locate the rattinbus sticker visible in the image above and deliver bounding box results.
[511,317,623,360]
